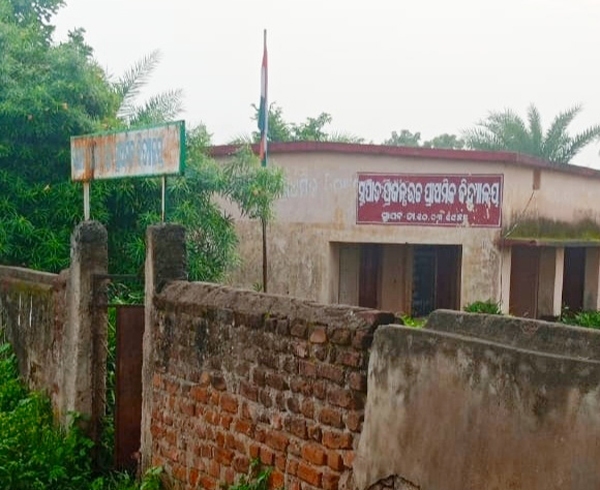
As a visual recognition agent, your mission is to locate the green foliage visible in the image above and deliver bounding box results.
[0,0,284,285]
[228,460,272,490]
[463,300,503,315]
[398,315,426,328]
[246,103,364,144]
[0,336,163,490]
[559,308,600,329]
[384,129,465,149]
[463,104,600,164]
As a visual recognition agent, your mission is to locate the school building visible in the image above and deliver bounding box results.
[210,142,600,318]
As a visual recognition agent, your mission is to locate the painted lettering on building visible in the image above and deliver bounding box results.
[356,173,503,227]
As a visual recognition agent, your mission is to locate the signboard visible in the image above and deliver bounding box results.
[70,121,185,181]
[357,173,503,227]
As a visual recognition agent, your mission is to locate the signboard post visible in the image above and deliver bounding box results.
[70,121,186,221]
[356,173,503,227]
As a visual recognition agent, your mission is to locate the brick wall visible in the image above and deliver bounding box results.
[146,281,395,490]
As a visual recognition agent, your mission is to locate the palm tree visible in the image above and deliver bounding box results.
[113,50,183,127]
[463,104,600,164]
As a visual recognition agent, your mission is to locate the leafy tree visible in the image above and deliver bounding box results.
[242,103,364,143]
[0,0,284,283]
[463,104,600,164]
[384,130,422,147]
[384,130,464,149]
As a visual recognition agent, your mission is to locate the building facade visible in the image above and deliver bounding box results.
[211,142,600,319]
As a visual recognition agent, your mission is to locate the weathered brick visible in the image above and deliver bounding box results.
[215,447,234,466]
[317,364,345,384]
[290,377,312,396]
[322,431,353,450]
[266,372,289,391]
[210,373,227,391]
[318,407,344,429]
[288,459,299,476]
[270,470,285,489]
[327,451,344,471]
[252,367,267,387]
[233,455,250,473]
[342,450,355,469]
[209,459,220,478]
[314,344,329,361]
[336,350,362,368]
[260,446,275,465]
[301,398,315,419]
[299,360,318,378]
[249,443,261,459]
[330,327,351,345]
[328,387,364,409]
[301,443,327,465]
[346,411,364,432]
[286,395,300,413]
[220,413,233,429]
[234,418,254,436]
[224,468,236,485]
[283,356,299,374]
[323,471,341,490]
[266,431,289,452]
[189,468,200,486]
[259,390,273,408]
[179,400,194,416]
[348,372,367,392]
[290,417,307,439]
[220,393,239,414]
[309,327,327,344]
[275,453,287,471]
[276,319,290,336]
[290,319,308,338]
[240,381,259,402]
[307,423,322,442]
[260,351,279,369]
[200,475,216,490]
[293,340,309,358]
[313,380,328,400]
[297,462,322,486]
[190,386,209,403]
[173,464,186,482]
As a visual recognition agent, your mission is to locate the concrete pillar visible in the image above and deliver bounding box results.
[62,221,108,443]
[584,247,600,310]
[537,247,564,318]
[500,247,511,314]
[337,244,360,306]
[380,245,410,314]
[141,224,187,473]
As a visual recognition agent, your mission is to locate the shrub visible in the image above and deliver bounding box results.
[560,309,600,329]
[463,300,502,315]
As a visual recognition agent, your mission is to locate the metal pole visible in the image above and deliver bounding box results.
[83,181,90,220]
[161,176,166,222]
[262,217,268,292]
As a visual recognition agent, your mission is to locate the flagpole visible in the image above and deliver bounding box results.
[261,28,268,292]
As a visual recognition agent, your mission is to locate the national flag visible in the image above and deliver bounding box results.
[258,30,268,167]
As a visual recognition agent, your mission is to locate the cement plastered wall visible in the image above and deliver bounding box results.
[355,310,600,490]
[219,151,600,306]
[0,266,66,413]
[144,280,394,490]
[0,221,108,441]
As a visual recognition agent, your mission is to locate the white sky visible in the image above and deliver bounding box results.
[54,0,600,167]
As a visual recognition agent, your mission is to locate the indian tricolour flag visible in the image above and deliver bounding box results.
[258,29,268,167]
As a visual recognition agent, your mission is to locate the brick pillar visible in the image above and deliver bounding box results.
[140,224,187,473]
[62,221,108,444]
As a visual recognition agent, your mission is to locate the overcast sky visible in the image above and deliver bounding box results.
[54,0,600,167]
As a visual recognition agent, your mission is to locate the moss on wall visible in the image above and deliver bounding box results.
[503,217,600,242]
